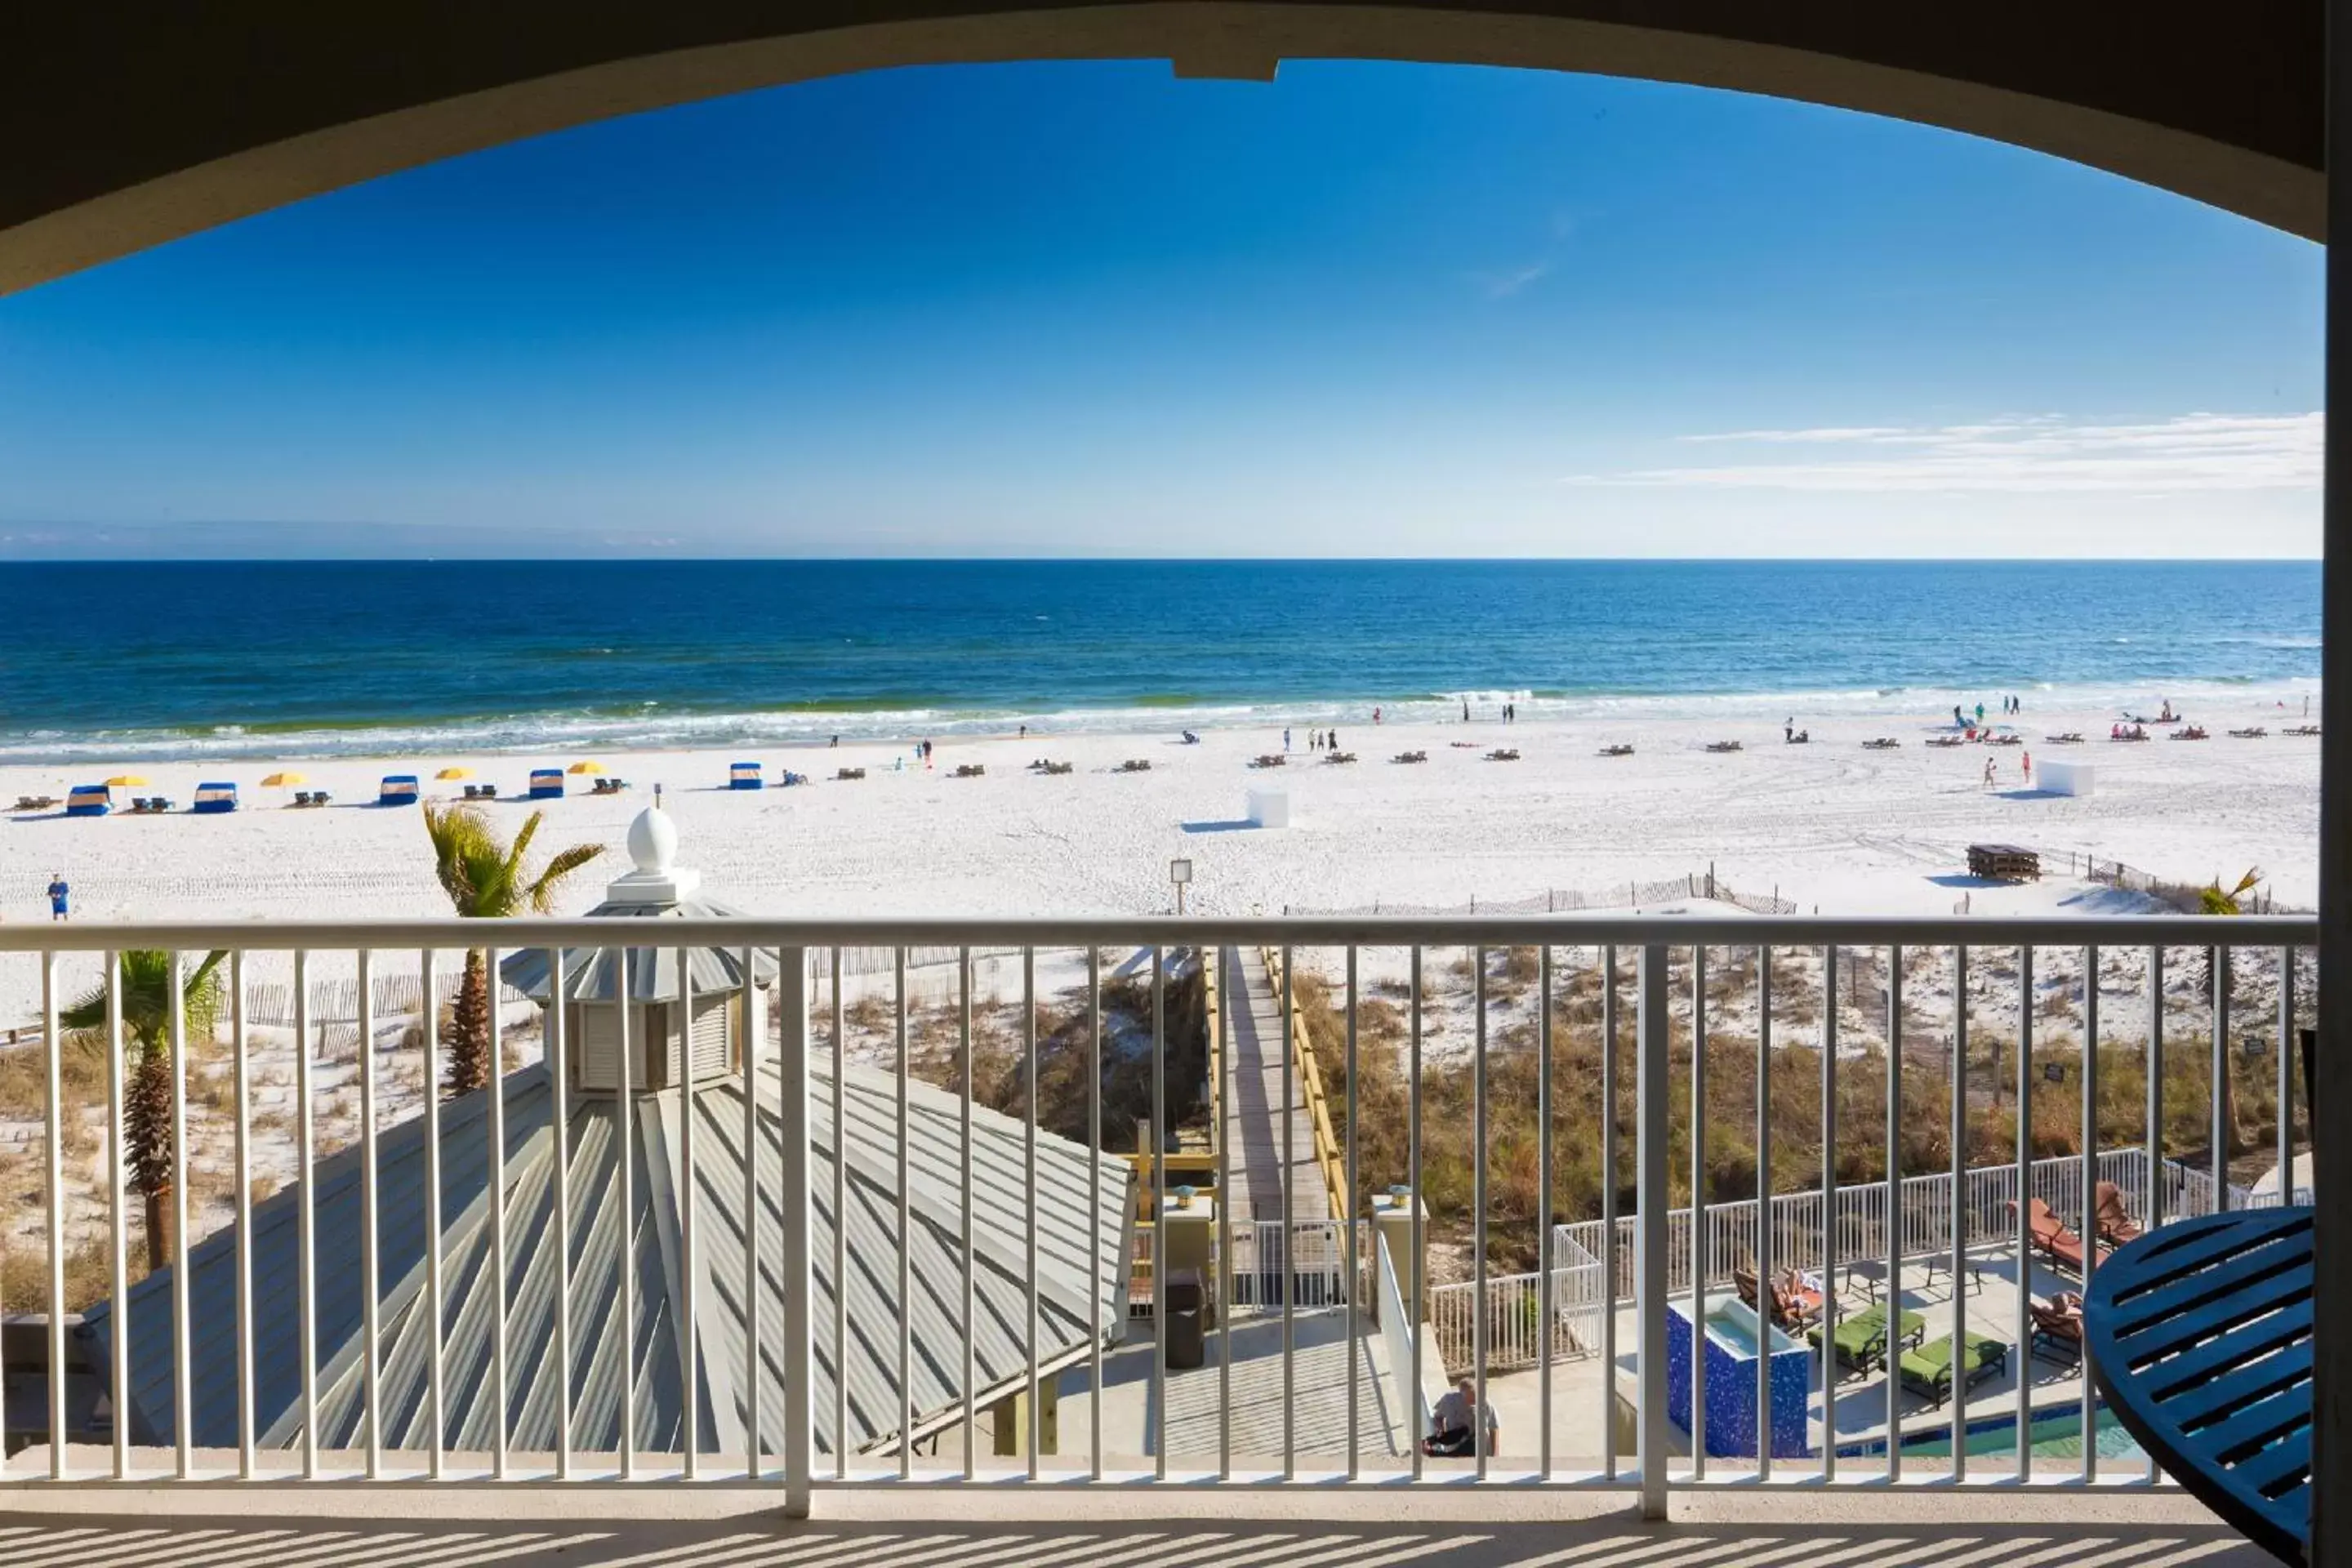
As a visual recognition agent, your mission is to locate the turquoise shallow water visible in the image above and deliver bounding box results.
[0,559,2318,762]
[1900,1403,2146,1462]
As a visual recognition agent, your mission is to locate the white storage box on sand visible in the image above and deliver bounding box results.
[1246,788,1291,828]
[2039,758,2092,797]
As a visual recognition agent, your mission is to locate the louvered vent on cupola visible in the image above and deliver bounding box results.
[500,790,776,1097]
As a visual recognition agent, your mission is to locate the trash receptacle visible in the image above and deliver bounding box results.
[1165,1267,1205,1370]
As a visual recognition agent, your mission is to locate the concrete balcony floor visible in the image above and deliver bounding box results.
[0,1484,2273,1566]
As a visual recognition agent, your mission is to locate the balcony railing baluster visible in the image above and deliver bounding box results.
[2015,943,2034,1479]
[2082,942,2101,1481]
[0,915,2313,1493]
[1949,945,1968,1483]
[1756,943,1772,1475]
[1886,943,1904,1476]
[422,947,444,1479]
[616,943,634,1480]
[1820,942,1838,1482]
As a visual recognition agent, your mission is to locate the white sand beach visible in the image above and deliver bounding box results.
[0,688,2319,1288]
[2,689,2319,941]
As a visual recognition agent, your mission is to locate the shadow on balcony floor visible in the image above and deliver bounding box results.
[0,1486,2275,1566]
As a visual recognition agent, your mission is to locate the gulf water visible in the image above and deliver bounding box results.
[0,559,2317,762]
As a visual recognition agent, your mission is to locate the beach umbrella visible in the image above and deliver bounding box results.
[261,771,307,787]
[568,760,605,775]
[106,774,151,787]
[435,767,474,781]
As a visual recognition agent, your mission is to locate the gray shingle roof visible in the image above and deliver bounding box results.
[80,1054,1135,1459]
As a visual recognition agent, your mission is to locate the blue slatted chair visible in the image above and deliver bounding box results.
[2085,1205,2313,1566]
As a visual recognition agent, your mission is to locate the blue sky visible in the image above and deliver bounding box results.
[0,60,2322,558]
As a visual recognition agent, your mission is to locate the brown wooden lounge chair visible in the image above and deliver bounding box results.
[1734,1264,1825,1332]
[2094,1180,2145,1245]
[2010,1196,2111,1276]
[2029,1293,2085,1364]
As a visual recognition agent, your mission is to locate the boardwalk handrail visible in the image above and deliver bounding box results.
[1261,945,1350,1219]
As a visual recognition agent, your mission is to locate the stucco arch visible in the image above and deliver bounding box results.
[0,2,2323,293]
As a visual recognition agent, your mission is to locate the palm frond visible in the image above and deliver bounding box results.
[528,842,606,911]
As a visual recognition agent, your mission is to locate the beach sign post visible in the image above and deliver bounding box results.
[1170,856,1194,915]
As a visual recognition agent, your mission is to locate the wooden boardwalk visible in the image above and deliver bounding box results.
[1220,946,1332,1223]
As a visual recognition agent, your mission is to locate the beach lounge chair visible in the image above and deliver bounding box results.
[2029,1295,2085,1364]
[1391,751,1428,764]
[1733,1265,1824,1332]
[1926,735,1963,749]
[2230,727,2269,739]
[1899,1331,2010,1408]
[953,764,985,777]
[1251,755,1286,768]
[1485,748,1520,761]
[835,768,866,781]
[1598,744,1634,757]
[1806,1298,1926,1375]
[1771,1269,1827,1330]
[1704,740,1742,753]
[2045,732,2086,743]
[1117,760,1152,773]
[1861,737,1900,750]
[2172,725,2210,740]
[2010,1197,2110,1275]
[2287,724,2322,737]
[2093,1181,2144,1245]
[1324,751,1357,764]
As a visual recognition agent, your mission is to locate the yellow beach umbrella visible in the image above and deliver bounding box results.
[568,760,605,775]
[261,771,307,787]
[435,766,474,781]
[106,774,150,787]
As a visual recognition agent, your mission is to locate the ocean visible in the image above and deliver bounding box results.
[0,559,2319,763]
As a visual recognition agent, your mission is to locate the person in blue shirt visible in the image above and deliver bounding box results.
[47,873,69,921]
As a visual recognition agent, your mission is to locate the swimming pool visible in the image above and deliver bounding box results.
[1882,1401,2145,1463]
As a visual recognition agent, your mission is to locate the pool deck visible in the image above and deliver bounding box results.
[1481,1241,2118,1470]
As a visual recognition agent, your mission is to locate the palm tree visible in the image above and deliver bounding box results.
[422,803,604,1097]
[60,950,227,1273]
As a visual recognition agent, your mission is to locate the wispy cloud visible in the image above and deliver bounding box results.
[1468,261,1549,300]
[1564,412,2321,493]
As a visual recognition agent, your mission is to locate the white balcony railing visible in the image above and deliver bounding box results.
[0,912,2314,1517]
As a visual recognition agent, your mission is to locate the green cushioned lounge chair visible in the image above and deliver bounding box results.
[1806,1299,1927,1374]
[1899,1331,2010,1408]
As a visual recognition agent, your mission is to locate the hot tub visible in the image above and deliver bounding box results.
[1666,1291,1811,1458]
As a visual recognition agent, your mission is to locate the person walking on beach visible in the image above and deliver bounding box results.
[1330,728,1339,751]
[1462,699,1470,723]
[1953,704,1966,728]
[46,872,68,922]
[1284,728,1292,752]
[2023,750,2033,784]
[1374,707,1382,725]
[1982,758,1998,790]
[1784,716,1794,743]
[1975,702,1985,727]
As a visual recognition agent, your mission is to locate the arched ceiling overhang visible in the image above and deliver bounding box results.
[0,2,2323,295]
